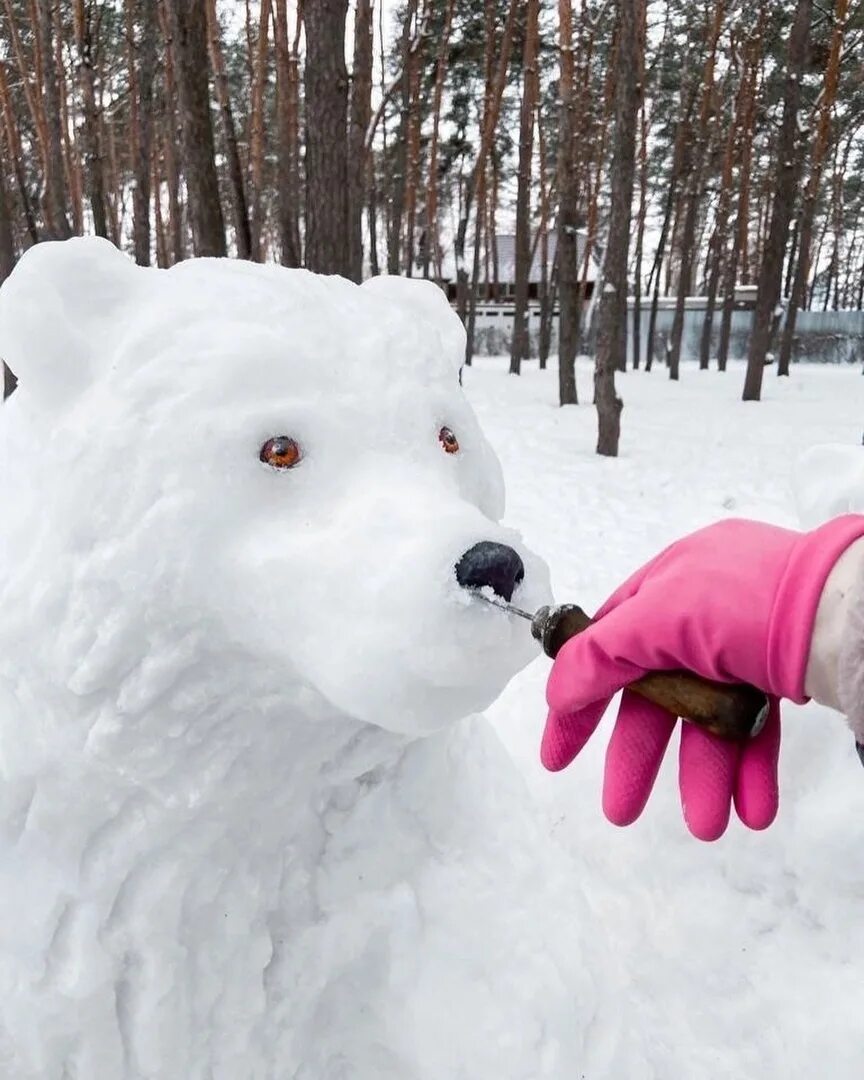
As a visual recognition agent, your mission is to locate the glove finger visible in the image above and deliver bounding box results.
[541,698,611,772]
[679,722,741,842]
[602,691,677,826]
[733,698,781,831]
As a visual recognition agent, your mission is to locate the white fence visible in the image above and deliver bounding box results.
[468,302,864,365]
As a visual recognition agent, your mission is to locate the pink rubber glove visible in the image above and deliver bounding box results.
[542,515,864,841]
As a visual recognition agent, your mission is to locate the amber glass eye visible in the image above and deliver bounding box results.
[439,426,460,454]
[260,436,302,469]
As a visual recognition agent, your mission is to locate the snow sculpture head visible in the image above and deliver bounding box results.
[0,238,549,735]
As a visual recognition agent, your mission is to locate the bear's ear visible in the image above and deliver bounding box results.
[361,275,466,373]
[0,237,141,407]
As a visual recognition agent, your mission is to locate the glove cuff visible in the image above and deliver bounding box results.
[768,514,864,702]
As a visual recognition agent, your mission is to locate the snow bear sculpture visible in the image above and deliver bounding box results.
[0,240,614,1079]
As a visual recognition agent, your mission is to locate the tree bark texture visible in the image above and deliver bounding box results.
[206,0,252,259]
[778,0,847,375]
[387,0,416,274]
[699,35,751,371]
[402,4,423,277]
[425,0,455,281]
[454,0,519,346]
[743,0,811,401]
[304,0,350,276]
[126,0,157,263]
[248,0,272,260]
[0,59,39,245]
[274,0,303,267]
[348,0,374,282]
[668,5,725,380]
[0,155,16,396]
[38,0,72,238]
[594,0,641,456]
[509,0,539,375]
[556,0,579,404]
[165,0,227,257]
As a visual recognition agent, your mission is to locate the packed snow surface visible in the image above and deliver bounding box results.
[467,355,864,1080]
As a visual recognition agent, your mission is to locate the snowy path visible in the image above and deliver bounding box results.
[466,358,864,1079]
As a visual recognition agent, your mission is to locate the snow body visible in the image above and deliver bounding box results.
[0,240,617,1079]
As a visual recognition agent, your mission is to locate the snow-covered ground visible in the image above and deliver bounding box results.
[466,357,864,1080]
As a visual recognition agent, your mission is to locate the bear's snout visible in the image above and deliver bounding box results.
[455,541,525,603]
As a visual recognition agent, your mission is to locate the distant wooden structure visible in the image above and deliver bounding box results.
[442,231,598,304]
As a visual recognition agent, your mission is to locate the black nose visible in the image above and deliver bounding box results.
[455,541,525,602]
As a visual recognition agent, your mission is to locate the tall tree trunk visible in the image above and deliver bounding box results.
[454,0,520,346]
[632,22,648,372]
[778,0,848,374]
[274,0,303,267]
[509,0,539,375]
[304,0,350,275]
[594,0,640,456]
[367,0,387,277]
[425,0,455,282]
[576,22,615,358]
[784,218,800,299]
[644,67,698,371]
[644,197,672,373]
[103,106,121,244]
[161,115,184,263]
[668,4,725,380]
[537,99,552,370]
[402,1,424,276]
[153,146,169,267]
[488,109,501,299]
[165,0,227,257]
[55,2,82,234]
[0,153,16,397]
[248,0,272,260]
[38,0,72,238]
[126,0,157,264]
[464,169,487,365]
[367,163,380,276]
[809,191,832,306]
[2,0,52,215]
[387,0,418,274]
[348,0,374,282]
[456,0,495,321]
[0,162,16,279]
[158,0,185,262]
[0,60,39,245]
[700,40,750,371]
[826,136,852,310]
[718,16,763,371]
[556,0,579,404]
[206,0,252,259]
[743,0,811,401]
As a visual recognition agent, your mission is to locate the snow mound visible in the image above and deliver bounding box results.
[795,443,864,528]
[0,239,622,1077]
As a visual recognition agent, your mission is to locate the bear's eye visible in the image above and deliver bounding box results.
[439,426,460,455]
[260,436,302,470]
